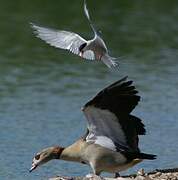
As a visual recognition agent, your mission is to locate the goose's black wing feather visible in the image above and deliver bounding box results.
[83,77,145,151]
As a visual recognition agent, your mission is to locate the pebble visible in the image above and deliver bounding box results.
[135,176,145,180]
[154,172,162,177]
[137,169,145,176]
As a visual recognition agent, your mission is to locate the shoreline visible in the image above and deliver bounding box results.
[49,168,178,180]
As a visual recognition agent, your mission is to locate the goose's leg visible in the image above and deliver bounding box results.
[86,174,103,180]
[115,172,120,178]
[86,163,102,179]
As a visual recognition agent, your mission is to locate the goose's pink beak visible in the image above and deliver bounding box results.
[29,162,38,172]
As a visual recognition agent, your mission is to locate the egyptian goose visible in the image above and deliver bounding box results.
[31,0,118,68]
[29,77,156,177]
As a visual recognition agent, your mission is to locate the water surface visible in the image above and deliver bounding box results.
[0,0,178,179]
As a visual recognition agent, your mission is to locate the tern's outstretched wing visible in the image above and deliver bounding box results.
[31,23,95,60]
[31,23,85,56]
[84,0,97,36]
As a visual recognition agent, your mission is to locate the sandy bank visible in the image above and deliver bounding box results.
[49,168,178,180]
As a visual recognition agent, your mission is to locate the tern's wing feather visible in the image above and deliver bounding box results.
[31,23,95,60]
[31,23,86,55]
[84,0,97,35]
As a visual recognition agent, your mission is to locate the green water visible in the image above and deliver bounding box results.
[0,0,178,179]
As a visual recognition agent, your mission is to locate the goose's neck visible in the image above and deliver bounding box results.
[59,140,84,162]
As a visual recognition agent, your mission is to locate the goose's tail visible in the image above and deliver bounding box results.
[138,153,157,160]
[123,151,157,161]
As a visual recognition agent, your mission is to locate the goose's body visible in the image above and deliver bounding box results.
[59,139,142,174]
[31,0,118,68]
[30,77,156,176]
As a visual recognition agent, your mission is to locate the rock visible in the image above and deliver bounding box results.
[135,176,145,180]
[137,169,145,176]
[49,176,74,180]
[154,172,161,177]
[116,178,132,180]
[171,177,178,180]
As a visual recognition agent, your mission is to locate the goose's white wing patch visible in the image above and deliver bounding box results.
[86,134,117,151]
[31,23,86,56]
[83,106,127,148]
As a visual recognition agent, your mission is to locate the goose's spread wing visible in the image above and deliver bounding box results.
[83,77,145,151]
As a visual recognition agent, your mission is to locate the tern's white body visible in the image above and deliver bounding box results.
[84,36,107,59]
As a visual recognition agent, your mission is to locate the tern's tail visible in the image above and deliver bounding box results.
[101,54,118,68]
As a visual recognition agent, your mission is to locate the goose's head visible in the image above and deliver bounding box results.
[29,146,64,172]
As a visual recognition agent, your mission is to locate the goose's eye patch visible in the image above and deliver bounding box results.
[35,154,40,160]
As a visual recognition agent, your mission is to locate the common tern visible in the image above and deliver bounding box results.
[31,0,118,68]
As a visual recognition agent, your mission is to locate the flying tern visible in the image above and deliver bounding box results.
[31,0,118,68]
